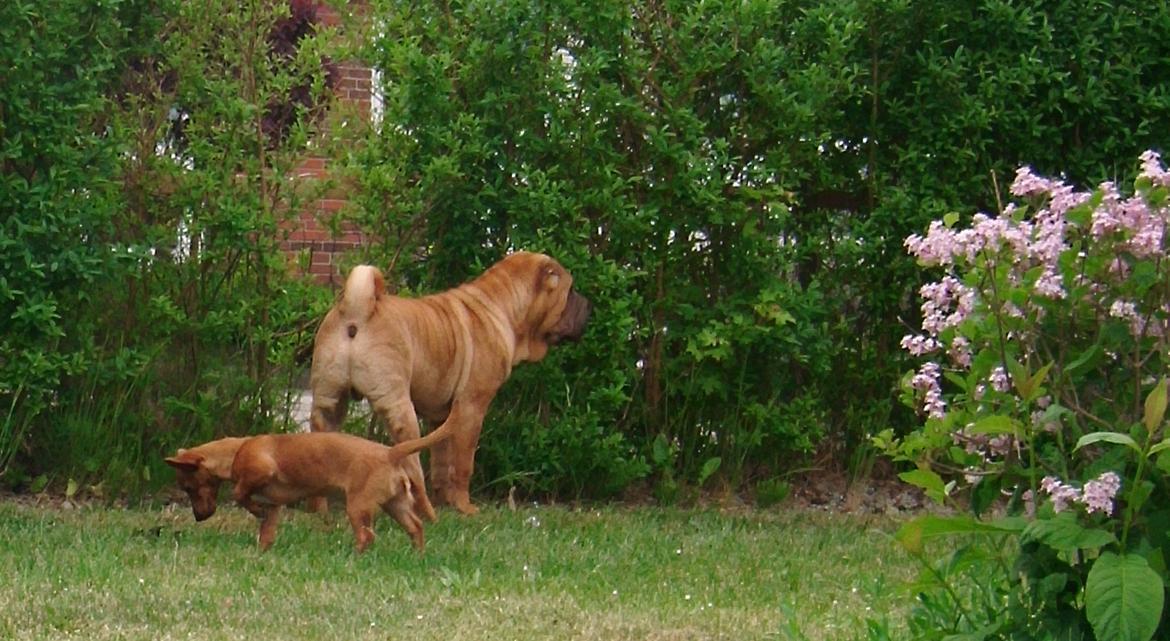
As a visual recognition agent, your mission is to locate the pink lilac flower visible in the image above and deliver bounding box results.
[1030,410,1060,433]
[967,214,1008,259]
[948,336,972,368]
[1091,187,1166,259]
[911,362,940,391]
[1082,471,1122,516]
[1040,472,1123,516]
[1040,476,1080,513]
[1090,184,1124,237]
[911,362,946,418]
[1109,299,1159,338]
[1029,215,1067,264]
[950,426,1017,461]
[905,220,961,267]
[1129,219,1163,258]
[1048,185,1091,218]
[988,434,1014,458]
[1110,300,1138,319]
[923,387,946,419]
[900,334,941,356]
[919,277,976,336]
[1033,268,1066,299]
[989,366,1011,393]
[1140,150,1170,187]
[1011,166,1060,197]
[952,427,989,456]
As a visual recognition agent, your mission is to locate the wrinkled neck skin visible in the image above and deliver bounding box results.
[454,263,553,367]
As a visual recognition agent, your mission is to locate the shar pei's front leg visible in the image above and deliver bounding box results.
[428,396,490,515]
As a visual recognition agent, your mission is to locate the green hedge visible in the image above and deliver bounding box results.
[346,0,1170,498]
[2,0,1168,500]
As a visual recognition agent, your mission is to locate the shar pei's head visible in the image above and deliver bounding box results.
[485,251,591,362]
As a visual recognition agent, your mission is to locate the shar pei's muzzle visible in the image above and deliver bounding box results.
[308,251,591,517]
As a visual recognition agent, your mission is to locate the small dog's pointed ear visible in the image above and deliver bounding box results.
[165,450,203,470]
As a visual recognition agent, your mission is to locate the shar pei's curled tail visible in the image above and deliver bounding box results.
[338,265,385,339]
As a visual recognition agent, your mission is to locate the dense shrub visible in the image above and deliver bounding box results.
[0,0,161,477]
[346,0,862,498]
[1,0,337,491]
[879,154,1170,640]
[3,0,1169,501]
[345,0,1170,498]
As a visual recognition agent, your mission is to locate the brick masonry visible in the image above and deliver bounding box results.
[280,2,371,287]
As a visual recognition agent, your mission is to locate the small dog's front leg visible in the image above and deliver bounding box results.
[258,505,282,552]
[233,484,267,519]
[346,506,376,553]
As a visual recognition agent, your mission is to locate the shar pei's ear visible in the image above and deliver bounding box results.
[536,257,591,345]
[543,269,561,289]
[528,255,564,292]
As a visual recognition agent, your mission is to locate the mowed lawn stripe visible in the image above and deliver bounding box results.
[0,501,914,640]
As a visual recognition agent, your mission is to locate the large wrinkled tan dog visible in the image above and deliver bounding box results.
[309,251,591,516]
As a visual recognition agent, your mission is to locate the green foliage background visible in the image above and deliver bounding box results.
[2,0,1168,499]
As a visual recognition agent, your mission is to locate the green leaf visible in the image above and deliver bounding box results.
[1010,360,1042,400]
[1149,438,1170,456]
[1007,359,1028,396]
[697,457,721,486]
[895,515,1024,554]
[1075,432,1142,454]
[1022,512,1116,552]
[651,434,673,468]
[1157,449,1170,475]
[1065,202,1093,227]
[1127,480,1155,516]
[968,415,1021,436]
[1143,378,1168,434]
[1086,552,1164,641]
[1021,362,1053,402]
[970,474,1001,518]
[942,623,1000,641]
[899,468,947,505]
[65,478,78,499]
[30,474,49,493]
[1065,344,1104,377]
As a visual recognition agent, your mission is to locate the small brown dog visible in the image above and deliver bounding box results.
[165,424,449,552]
[231,425,449,553]
[165,437,250,521]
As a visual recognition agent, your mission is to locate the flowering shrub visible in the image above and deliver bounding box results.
[875,153,1170,641]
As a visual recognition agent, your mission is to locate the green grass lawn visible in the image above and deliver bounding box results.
[0,499,915,640]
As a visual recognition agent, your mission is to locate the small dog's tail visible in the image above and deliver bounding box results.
[386,422,453,463]
[338,265,385,339]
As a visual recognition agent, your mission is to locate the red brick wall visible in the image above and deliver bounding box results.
[280,2,371,286]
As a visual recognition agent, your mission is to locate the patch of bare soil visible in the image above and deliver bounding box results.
[789,471,932,515]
